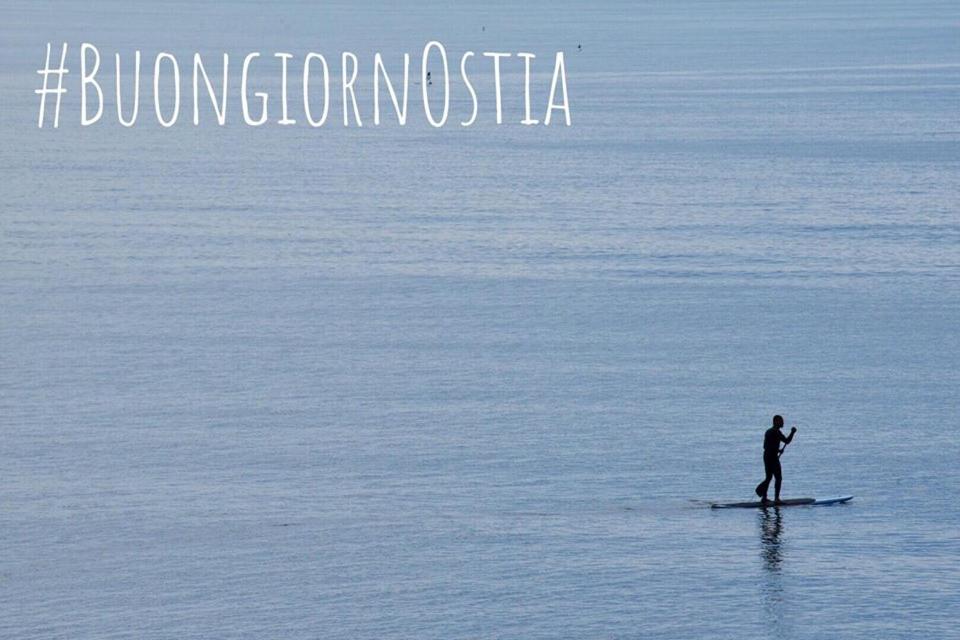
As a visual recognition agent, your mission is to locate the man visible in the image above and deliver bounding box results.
[755,415,797,504]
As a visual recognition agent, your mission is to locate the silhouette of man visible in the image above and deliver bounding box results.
[755,415,796,503]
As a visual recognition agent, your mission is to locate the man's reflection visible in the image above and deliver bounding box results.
[760,506,784,571]
[759,507,788,638]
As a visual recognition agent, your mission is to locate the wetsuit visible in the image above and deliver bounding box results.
[757,427,793,500]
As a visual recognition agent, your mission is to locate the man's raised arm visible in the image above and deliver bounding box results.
[781,426,798,445]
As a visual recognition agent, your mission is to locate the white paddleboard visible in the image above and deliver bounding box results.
[711,495,853,509]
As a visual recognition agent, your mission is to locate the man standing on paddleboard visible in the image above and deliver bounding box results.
[755,415,797,504]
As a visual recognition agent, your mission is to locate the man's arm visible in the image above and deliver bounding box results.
[780,427,797,445]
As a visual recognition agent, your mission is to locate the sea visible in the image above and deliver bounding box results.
[1,1,958,638]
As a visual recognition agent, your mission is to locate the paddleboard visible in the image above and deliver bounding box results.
[710,495,852,509]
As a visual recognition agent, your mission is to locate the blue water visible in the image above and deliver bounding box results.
[1,1,959,638]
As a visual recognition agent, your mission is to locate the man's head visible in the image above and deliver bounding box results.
[773,415,784,429]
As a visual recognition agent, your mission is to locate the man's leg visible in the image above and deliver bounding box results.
[773,462,783,502]
[761,471,773,501]
[759,458,774,500]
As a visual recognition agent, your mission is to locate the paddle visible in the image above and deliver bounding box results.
[782,425,798,456]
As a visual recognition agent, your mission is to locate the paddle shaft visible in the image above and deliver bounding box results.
[778,428,798,457]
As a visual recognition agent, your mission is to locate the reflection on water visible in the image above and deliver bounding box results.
[760,508,784,572]
[759,508,788,638]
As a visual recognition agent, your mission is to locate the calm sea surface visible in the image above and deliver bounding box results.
[1,1,959,638]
